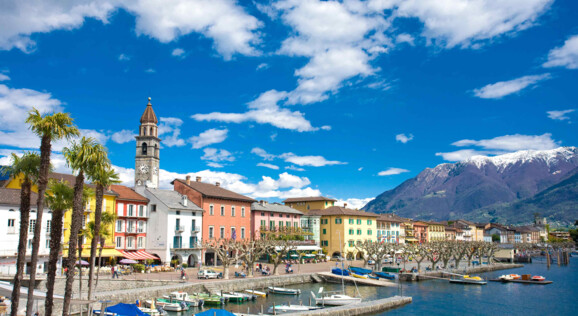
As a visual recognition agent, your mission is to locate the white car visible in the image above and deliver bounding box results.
[197,269,222,279]
[368,260,376,265]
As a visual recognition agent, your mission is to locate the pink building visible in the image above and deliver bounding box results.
[251,201,303,239]
[413,221,429,244]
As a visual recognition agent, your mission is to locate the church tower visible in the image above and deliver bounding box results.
[135,97,160,188]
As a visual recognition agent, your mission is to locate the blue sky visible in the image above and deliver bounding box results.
[1,0,577,208]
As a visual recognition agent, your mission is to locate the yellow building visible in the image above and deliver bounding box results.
[282,196,336,212]
[309,206,378,259]
[426,222,446,242]
[6,172,121,258]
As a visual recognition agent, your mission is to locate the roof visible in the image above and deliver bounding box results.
[173,179,256,202]
[0,188,39,205]
[251,202,303,215]
[48,172,118,196]
[377,214,404,223]
[445,226,457,232]
[140,98,158,124]
[308,206,379,217]
[145,188,203,211]
[282,196,337,203]
[110,185,148,202]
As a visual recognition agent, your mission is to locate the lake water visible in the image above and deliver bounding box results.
[168,257,577,316]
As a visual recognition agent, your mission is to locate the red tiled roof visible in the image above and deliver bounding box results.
[173,179,255,202]
[110,185,148,202]
[308,206,379,217]
[282,196,337,203]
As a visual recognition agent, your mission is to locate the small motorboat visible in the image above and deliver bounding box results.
[244,289,267,297]
[146,300,189,312]
[268,304,323,314]
[373,272,396,280]
[267,286,301,295]
[191,293,226,305]
[331,268,350,276]
[221,292,248,302]
[499,274,521,281]
[349,266,372,275]
[163,291,204,307]
[368,275,379,280]
[449,275,487,285]
[351,273,368,279]
[531,275,545,282]
[310,289,362,306]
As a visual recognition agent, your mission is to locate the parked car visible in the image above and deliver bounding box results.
[197,269,222,279]
[368,260,375,265]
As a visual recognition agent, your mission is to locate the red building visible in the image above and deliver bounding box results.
[413,221,429,244]
[110,185,157,260]
[172,176,255,264]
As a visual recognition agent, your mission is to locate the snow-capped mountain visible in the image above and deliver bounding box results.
[363,147,578,223]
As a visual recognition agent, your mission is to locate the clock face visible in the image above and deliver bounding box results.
[139,164,149,175]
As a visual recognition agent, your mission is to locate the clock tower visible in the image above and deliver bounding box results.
[135,97,160,188]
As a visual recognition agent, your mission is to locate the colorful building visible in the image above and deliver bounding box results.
[412,221,428,244]
[426,222,446,242]
[251,201,303,240]
[282,196,336,212]
[376,214,403,243]
[309,206,378,259]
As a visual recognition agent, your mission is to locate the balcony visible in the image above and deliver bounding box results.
[191,226,201,233]
[170,242,202,250]
[175,225,184,233]
[7,227,16,234]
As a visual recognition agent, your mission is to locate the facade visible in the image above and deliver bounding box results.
[300,213,321,246]
[0,188,53,275]
[376,214,403,243]
[172,176,254,264]
[413,221,428,244]
[403,221,416,243]
[140,188,203,266]
[445,226,457,240]
[426,222,446,242]
[282,196,336,212]
[135,98,160,189]
[251,201,303,240]
[549,231,571,241]
[451,220,476,241]
[486,226,509,243]
[309,206,378,259]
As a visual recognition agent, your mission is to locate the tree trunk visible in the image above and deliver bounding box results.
[26,135,51,316]
[62,171,85,316]
[45,208,64,316]
[78,235,83,301]
[10,180,31,316]
[88,184,103,299]
[95,238,104,288]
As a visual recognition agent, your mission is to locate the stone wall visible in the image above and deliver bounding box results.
[36,277,176,295]
[281,296,412,316]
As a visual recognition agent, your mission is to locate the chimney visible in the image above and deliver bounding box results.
[182,195,188,206]
[215,182,220,187]
[343,203,348,208]
[196,176,202,182]
[260,200,268,206]
[186,175,191,185]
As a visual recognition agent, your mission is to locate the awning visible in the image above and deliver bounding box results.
[275,245,322,251]
[119,250,159,260]
[62,248,123,258]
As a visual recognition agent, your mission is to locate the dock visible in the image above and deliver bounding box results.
[316,272,397,287]
[283,296,412,316]
[489,279,553,285]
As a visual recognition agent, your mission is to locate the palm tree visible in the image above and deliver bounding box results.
[25,108,78,315]
[86,165,119,299]
[76,187,94,303]
[95,212,117,289]
[0,153,40,316]
[62,137,105,315]
[43,180,74,316]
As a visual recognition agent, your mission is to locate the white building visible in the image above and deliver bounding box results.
[139,188,203,267]
[0,188,54,275]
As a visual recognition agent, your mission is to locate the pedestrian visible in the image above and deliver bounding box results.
[181,268,186,280]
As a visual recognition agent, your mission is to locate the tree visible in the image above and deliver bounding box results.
[266,239,296,275]
[438,241,454,269]
[234,239,267,277]
[62,137,106,315]
[0,153,40,316]
[354,240,380,269]
[25,109,78,315]
[451,242,468,269]
[426,243,443,270]
[95,212,117,288]
[86,164,119,299]
[201,239,237,279]
[491,234,500,243]
[44,180,74,316]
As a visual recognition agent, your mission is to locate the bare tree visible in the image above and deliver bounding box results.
[452,242,468,269]
[202,238,237,279]
[465,242,480,267]
[266,239,296,275]
[354,240,380,269]
[234,239,267,277]
[410,243,428,272]
[426,243,443,270]
[439,241,455,269]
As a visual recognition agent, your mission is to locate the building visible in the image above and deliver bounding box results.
[172,176,255,264]
[110,185,158,261]
[308,206,378,259]
[402,221,416,244]
[426,222,446,242]
[450,220,477,241]
[485,224,509,243]
[282,196,336,212]
[135,97,160,189]
[445,226,457,240]
[549,231,571,241]
[251,201,303,240]
[376,214,404,243]
[300,212,321,246]
[0,188,53,275]
[140,188,203,266]
[413,221,428,244]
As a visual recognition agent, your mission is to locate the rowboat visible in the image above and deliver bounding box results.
[349,266,372,275]
[351,273,368,279]
[331,268,350,276]
[221,292,248,302]
[244,289,267,297]
[268,304,323,314]
[145,299,188,312]
[267,287,301,295]
[162,291,204,307]
[373,272,396,280]
[531,276,545,282]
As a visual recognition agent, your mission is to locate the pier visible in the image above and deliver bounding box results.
[398,263,524,282]
[316,272,397,287]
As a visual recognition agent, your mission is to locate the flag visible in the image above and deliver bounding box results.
[232,229,237,240]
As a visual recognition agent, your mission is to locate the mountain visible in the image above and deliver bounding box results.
[363,147,578,223]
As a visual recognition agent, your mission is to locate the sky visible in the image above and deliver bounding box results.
[1,0,577,209]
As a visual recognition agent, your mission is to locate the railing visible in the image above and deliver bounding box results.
[191,226,201,233]
[175,225,184,233]
[7,227,16,234]
[170,242,202,249]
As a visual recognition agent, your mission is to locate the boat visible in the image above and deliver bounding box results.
[139,307,166,316]
[191,293,226,305]
[310,288,362,306]
[163,291,204,307]
[449,275,487,285]
[267,304,324,314]
[531,276,545,282]
[490,278,553,285]
[373,272,396,280]
[331,268,350,276]
[145,299,189,311]
[499,274,521,281]
[382,267,401,273]
[349,266,372,275]
[267,287,301,295]
[244,289,267,297]
[221,292,248,302]
[351,273,368,279]
[368,275,379,280]
[233,292,257,301]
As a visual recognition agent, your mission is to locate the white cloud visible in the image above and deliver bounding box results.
[158,117,185,147]
[172,48,185,57]
[395,33,415,46]
[335,197,374,210]
[0,0,262,59]
[358,167,363,171]
[285,165,305,172]
[396,133,414,143]
[280,153,346,167]
[473,74,550,99]
[118,53,130,61]
[256,63,269,70]
[378,167,410,176]
[257,163,279,170]
[111,129,136,144]
[207,162,224,168]
[0,74,10,81]
[543,34,578,69]
[435,149,490,162]
[190,128,228,149]
[251,147,276,161]
[145,68,156,73]
[547,109,575,121]
[79,128,109,144]
[201,148,234,163]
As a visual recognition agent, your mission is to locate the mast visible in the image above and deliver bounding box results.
[339,231,345,293]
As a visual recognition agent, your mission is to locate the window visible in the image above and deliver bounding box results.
[261,212,265,216]
[138,236,144,248]
[294,222,298,228]
[117,202,124,216]
[209,204,214,215]
[270,221,275,230]
[191,220,197,231]
[209,226,214,238]
[231,206,236,217]
[357,219,361,225]
[190,236,198,247]
[138,221,145,233]
[368,229,372,235]
[127,220,135,233]
[116,236,122,248]
[128,205,134,217]
[151,204,157,212]
[29,219,36,233]
[7,219,15,234]
[286,221,290,227]
[220,206,225,216]
[349,229,354,235]
[172,236,181,248]
[231,227,236,239]
[335,218,342,224]
[260,220,266,228]
[241,227,245,239]
[46,239,50,249]
[349,219,354,224]
[321,240,328,246]
[323,229,327,234]
[116,220,123,232]
[220,227,225,239]
[138,205,145,217]
[367,220,372,225]
[28,239,32,249]
[241,207,245,217]
[279,222,283,228]
[46,220,51,233]
[348,240,354,247]
[357,229,362,235]
[175,218,181,231]
[141,142,147,155]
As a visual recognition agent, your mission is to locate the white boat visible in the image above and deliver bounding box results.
[245,289,267,297]
[310,289,362,306]
[144,300,189,312]
[267,286,301,295]
[163,291,204,307]
[268,304,323,314]
[139,307,166,316]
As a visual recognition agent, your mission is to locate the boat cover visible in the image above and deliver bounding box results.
[349,266,372,274]
[195,309,236,316]
[106,303,150,316]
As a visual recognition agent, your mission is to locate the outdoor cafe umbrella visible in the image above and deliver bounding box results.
[119,258,138,264]
[75,260,89,266]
